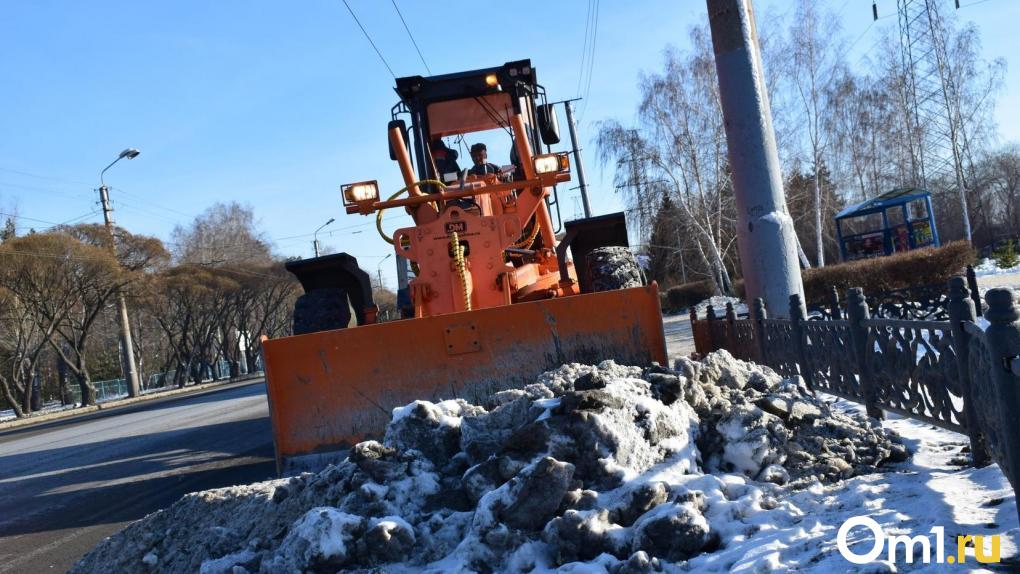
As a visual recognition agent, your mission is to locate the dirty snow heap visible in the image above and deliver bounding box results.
[71,350,906,573]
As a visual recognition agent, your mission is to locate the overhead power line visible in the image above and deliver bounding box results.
[0,166,91,186]
[0,210,100,229]
[390,0,431,75]
[579,0,601,120]
[341,0,397,79]
[576,0,594,99]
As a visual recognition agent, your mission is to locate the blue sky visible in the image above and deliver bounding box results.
[1,0,1017,288]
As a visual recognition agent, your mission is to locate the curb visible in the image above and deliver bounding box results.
[0,376,264,431]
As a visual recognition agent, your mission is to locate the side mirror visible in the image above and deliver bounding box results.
[388,119,409,161]
[537,104,560,146]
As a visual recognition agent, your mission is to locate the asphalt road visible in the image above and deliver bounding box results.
[0,380,274,574]
[664,313,696,363]
[0,315,696,574]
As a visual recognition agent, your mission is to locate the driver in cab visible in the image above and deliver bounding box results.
[467,143,501,178]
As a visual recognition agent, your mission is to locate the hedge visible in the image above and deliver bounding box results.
[661,280,716,314]
[660,241,974,312]
[800,241,974,306]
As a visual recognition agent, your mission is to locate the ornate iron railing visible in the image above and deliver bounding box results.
[805,264,984,321]
[691,277,1020,519]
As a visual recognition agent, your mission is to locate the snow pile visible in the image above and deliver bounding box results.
[71,351,906,574]
[974,257,1020,277]
[694,296,748,316]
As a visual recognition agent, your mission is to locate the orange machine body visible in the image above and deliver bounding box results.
[262,283,667,473]
[262,60,667,473]
[364,111,577,319]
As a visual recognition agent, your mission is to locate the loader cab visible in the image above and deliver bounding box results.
[391,59,558,188]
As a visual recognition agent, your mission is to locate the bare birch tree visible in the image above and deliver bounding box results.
[785,0,844,266]
[597,31,735,294]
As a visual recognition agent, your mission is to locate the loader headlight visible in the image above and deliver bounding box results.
[342,180,380,205]
[534,153,570,174]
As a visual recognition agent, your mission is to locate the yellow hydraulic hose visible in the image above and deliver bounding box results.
[376,179,448,245]
[451,231,471,311]
[513,218,541,249]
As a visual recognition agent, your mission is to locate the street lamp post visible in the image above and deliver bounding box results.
[376,253,392,291]
[313,218,335,257]
[99,148,142,398]
[377,253,392,320]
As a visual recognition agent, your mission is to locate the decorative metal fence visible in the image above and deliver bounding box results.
[691,276,1020,516]
[805,264,984,321]
[66,378,129,405]
[65,357,265,405]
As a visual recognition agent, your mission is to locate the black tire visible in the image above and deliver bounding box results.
[292,288,352,335]
[585,246,643,292]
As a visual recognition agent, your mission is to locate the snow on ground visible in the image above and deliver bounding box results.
[69,350,1018,573]
[0,401,79,423]
[695,296,749,316]
[974,257,1020,277]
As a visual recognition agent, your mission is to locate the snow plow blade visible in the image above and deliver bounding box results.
[261,283,666,474]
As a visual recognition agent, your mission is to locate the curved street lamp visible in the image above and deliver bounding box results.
[377,253,393,290]
[377,253,393,320]
[100,148,140,187]
[98,148,142,399]
[313,218,335,257]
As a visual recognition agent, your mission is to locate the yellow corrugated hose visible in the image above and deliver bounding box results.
[512,218,541,249]
[451,231,471,311]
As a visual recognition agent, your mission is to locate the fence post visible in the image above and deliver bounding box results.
[948,276,990,467]
[789,293,814,390]
[752,297,768,366]
[725,302,737,354]
[829,286,842,320]
[706,304,717,352]
[847,287,883,420]
[982,289,1020,505]
[967,265,983,317]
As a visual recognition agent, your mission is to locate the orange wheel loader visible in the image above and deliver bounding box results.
[261,60,667,474]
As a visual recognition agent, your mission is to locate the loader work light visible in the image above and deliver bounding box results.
[484,73,499,87]
[342,180,380,205]
[534,153,570,174]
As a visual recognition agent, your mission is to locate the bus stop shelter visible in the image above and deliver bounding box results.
[835,188,940,261]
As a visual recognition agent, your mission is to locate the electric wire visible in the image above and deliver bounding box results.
[341,0,397,79]
[390,0,431,75]
[575,0,593,98]
[0,180,93,200]
[0,166,91,186]
[108,186,198,220]
[0,210,101,230]
[578,0,601,120]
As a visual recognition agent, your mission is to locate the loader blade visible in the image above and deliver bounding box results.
[262,283,666,474]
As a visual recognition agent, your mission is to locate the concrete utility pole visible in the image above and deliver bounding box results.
[563,99,593,219]
[99,148,142,397]
[706,0,804,318]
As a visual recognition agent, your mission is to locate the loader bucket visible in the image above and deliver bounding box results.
[262,283,667,474]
